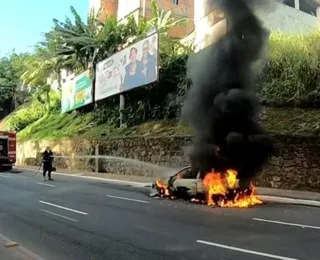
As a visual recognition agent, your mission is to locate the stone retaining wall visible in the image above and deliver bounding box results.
[258,135,320,191]
[17,134,320,192]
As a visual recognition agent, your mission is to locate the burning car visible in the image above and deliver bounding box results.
[151,166,263,208]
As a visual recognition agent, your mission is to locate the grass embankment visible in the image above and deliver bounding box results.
[2,102,320,141]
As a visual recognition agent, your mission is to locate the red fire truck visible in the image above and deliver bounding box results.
[0,131,16,171]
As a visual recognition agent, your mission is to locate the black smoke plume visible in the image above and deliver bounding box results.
[181,0,275,185]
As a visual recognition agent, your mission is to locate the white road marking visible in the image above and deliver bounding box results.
[107,194,150,204]
[196,240,300,260]
[39,200,88,215]
[253,218,320,230]
[36,182,55,187]
[40,209,78,222]
[0,174,9,178]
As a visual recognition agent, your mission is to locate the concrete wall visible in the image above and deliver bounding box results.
[191,0,319,52]
[255,1,318,34]
[17,134,320,192]
[117,0,140,20]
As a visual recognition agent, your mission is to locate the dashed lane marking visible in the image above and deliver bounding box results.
[36,182,55,187]
[107,194,150,204]
[196,240,300,260]
[253,217,320,230]
[39,200,88,215]
[40,209,78,222]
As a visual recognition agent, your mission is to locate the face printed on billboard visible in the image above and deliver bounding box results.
[95,32,159,102]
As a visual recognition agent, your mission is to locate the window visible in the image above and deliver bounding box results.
[280,0,317,16]
[281,0,295,8]
[173,0,179,5]
[299,0,317,16]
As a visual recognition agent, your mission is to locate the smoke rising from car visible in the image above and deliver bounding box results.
[181,0,275,184]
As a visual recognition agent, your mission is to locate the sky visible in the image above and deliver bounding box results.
[0,0,89,57]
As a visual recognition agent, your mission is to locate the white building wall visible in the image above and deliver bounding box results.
[47,69,73,92]
[89,0,101,15]
[255,1,318,34]
[192,0,319,52]
[117,0,140,20]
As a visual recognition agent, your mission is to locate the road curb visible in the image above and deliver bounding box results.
[0,233,45,260]
[14,167,152,188]
[258,195,320,208]
[55,172,152,187]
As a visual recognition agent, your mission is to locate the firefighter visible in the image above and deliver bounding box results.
[42,146,53,181]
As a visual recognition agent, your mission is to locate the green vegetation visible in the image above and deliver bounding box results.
[0,52,32,119]
[261,31,320,106]
[0,57,18,102]
[2,1,320,140]
[5,105,320,141]
[6,92,60,132]
[0,52,32,104]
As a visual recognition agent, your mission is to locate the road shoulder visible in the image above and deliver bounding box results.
[0,233,44,260]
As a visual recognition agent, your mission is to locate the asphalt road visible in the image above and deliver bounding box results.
[0,170,319,260]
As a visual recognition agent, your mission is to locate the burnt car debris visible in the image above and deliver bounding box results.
[150,166,263,208]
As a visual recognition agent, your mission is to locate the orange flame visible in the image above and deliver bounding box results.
[154,169,263,208]
[203,169,263,208]
[155,180,170,196]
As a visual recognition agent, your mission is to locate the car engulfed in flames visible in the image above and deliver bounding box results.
[151,166,263,208]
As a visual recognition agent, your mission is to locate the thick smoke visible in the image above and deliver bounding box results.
[181,0,275,185]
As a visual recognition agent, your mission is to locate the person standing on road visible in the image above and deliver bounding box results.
[42,147,53,181]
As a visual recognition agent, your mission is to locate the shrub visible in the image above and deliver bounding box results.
[7,90,60,131]
[261,31,320,107]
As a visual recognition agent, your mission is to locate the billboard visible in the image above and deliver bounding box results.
[61,70,93,113]
[95,32,159,102]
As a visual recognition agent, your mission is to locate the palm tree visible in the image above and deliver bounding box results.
[148,0,188,35]
[50,0,188,73]
[21,47,53,87]
[50,7,140,72]
[20,43,66,112]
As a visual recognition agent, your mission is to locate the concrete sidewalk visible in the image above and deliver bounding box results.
[13,165,320,207]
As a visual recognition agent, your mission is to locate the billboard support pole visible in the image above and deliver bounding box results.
[119,94,125,127]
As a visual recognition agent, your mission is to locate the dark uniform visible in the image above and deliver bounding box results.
[42,149,53,181]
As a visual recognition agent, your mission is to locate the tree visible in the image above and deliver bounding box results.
[50,6,139,72]
[148,0,188,35]
[50,0,188,73]
[10,52,30,80]
[0,57,18,102]
[20,45,63,113]
[21,46,55,87]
